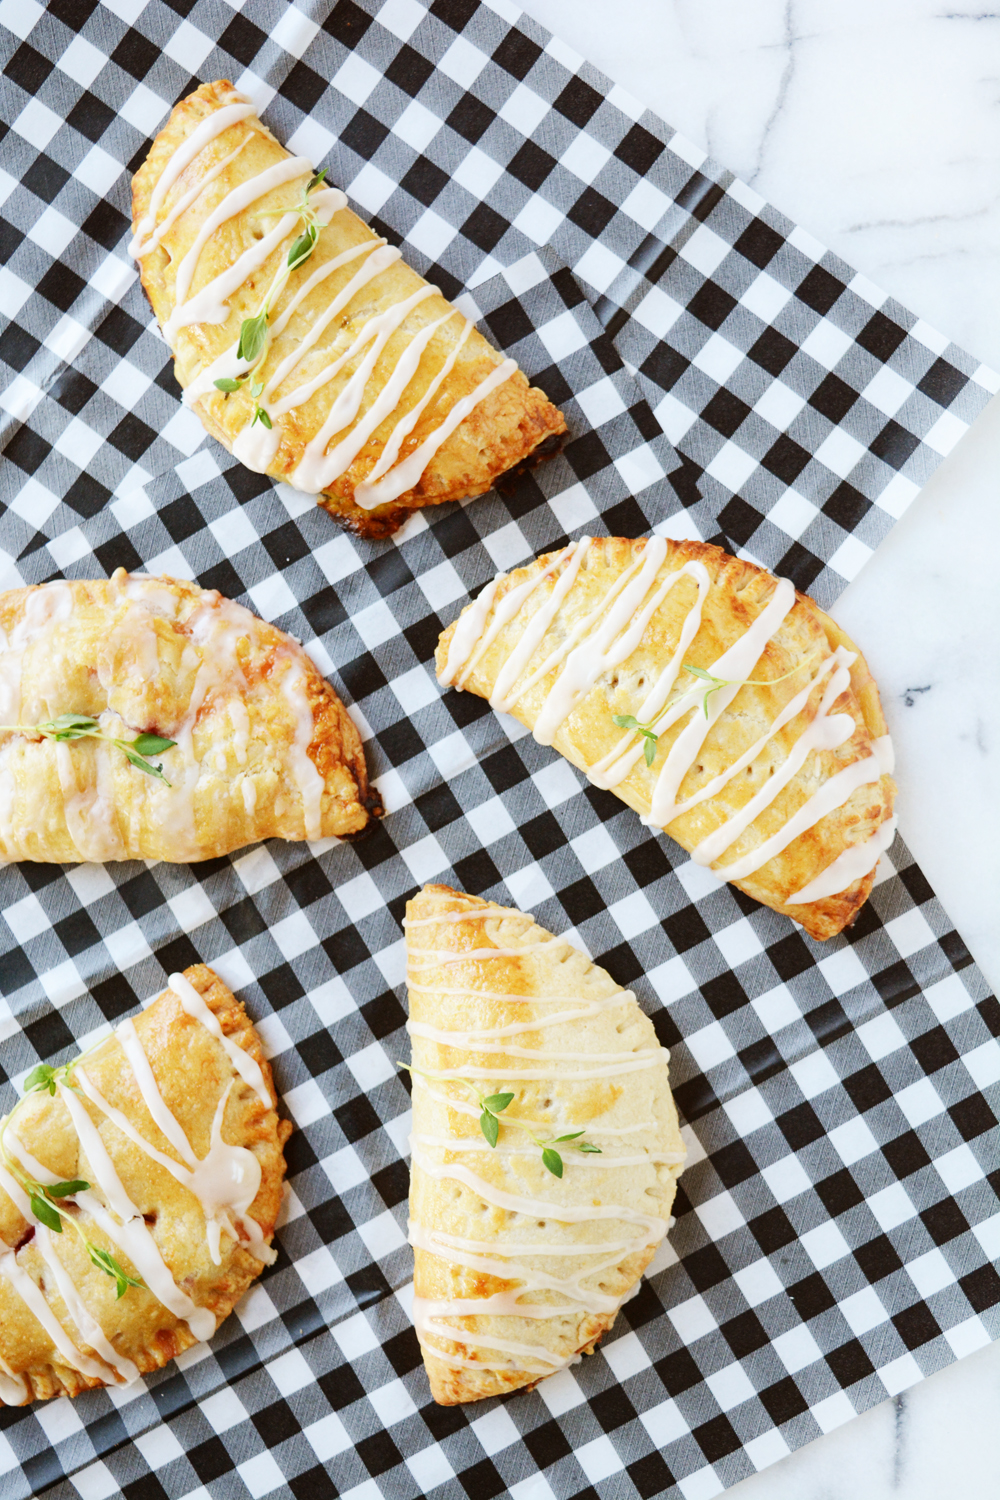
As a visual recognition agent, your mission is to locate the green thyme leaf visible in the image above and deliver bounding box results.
[87,1245,144,1299]
[307,169,328,193]
[682,666,718,683]
[552,1131,586,1143]
[45,1180,90,1198]
[41,713,100,741]
[577,1142,602,1154]
[30,1193,62,1232]
[480,1109,500,1148]
[482,1092,514,1114]
[251,406,273,430]
[287,224,319,271]
[541,1148,563,1178]
[121,747,170,784]
[611,714,639,730]
[213,377,242,393]
[237,314,268,366]
[249,380,264,399]
[131,733,176,756]
[23,1064,58,1096]
[643,735,658,767]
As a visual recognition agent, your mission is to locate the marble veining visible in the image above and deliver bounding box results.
[522,2,1000,1496]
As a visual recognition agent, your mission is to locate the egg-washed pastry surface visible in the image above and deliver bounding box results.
[437,538,897,941]
[0,569,380,863]
[0,964,290,1405]
[131,80,567,540]
[405,883,685,1405]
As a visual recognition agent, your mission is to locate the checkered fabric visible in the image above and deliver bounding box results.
[0,3,998,1500]
[0,270,996,1500]
[1,0,996,604]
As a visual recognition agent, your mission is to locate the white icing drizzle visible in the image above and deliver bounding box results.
[0,970,284,1389]
[263,243,400,404]
[182,239,388,408]
[787,813,899,904]
[408,939,572,965]
[412,1055,665,1081]
[407,901,682,1379]
[414,1156,666,1238]
[352,354,517,511]
[91,580,322,854]
[0,1238,108,1380]
[0,582,74,727]
[0,1158,130,1384]
[54,735,126,863]
[163,156,330,339]
[168,972,272,1107]
[441,545,895,903]
[873,733,895,774]
[719,751,883,883]
[279,660,324,840]
[34,1226,139,1384]
[131,135,251,261]
[129,94,255,256]
[57,1086,216,1341]
[690,652,857,868]
[412,1134,686,1168]
[646,576,799,826]
[289,283,439,493]
[0,1367,26,1405]
[353,320,474,508]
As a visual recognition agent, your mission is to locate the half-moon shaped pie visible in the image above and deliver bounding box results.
[406,883,685,1404]
[0,964,289,1404]
[131,80,567,540]
[0,570,380,863]
[437,538,897,940]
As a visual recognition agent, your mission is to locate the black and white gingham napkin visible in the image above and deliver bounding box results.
[1,5,999,1500]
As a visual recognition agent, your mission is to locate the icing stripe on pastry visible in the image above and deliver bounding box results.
[0,1159,118,1383]
[33,1226,140,1384]
[168,971,272,1106]
[350,357,518,511]
[787,813,898,905]
[163,156,333,338]
[439,543,896,905]
[406,894,685,1385]
[131,136,252,261]
[129,93,255,256]
[54,1090,217,1342]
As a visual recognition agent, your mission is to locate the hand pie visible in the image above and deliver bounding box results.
[437,538,897,940]
[0,569,380,863]
[405,883,685,1404]
[0,964,289,1404]
[131,80,567,541]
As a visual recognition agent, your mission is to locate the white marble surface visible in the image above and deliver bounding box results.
[518,1,1000,1495]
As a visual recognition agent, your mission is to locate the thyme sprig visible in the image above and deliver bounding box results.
[214,168,330,424]
[0,1062,145,1299]
[0,714,175,784]
[399,1064,602,1179]
[612,653,822,764]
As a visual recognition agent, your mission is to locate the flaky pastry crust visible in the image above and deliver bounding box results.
[0,965,290,1403]
[132,81,566,539]
[407,884,684,1404]
[0,571,380,862]
[436,539,896,940]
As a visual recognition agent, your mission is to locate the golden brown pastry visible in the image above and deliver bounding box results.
[0,964,290,1404]
[405,883,685,1404]
[436,539,897,940]
[0,570,379,862]
[130,80,566,540]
